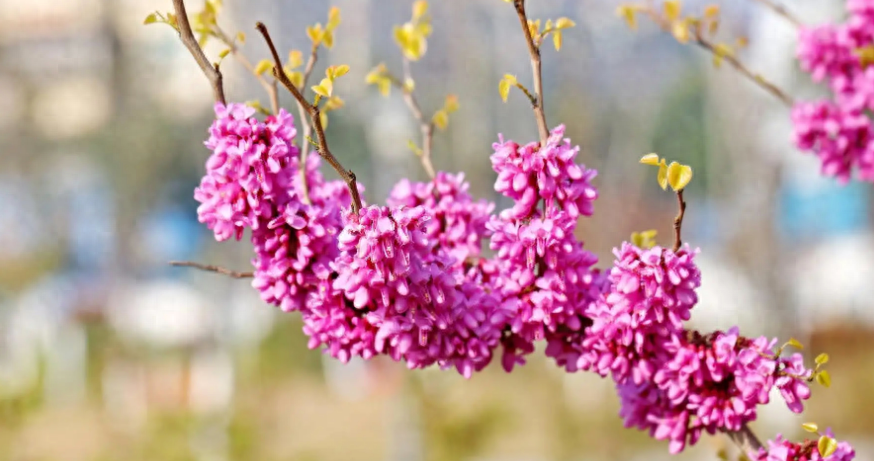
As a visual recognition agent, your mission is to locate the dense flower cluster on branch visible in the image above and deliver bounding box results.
[794,1,874,183]
[164,0,857,458]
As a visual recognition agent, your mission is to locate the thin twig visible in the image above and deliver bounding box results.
[296,43,320,205]
[513,0,550,146]
[751,0,802,28]
[673,189,686,252]
[169,261,253,278]
[397,58,436,179]
[727,424,764,457]
[643,7,794,107]
[214,26,279,114]
[256,22,363,215]
[171,0,226,104]
[692,30,794,107]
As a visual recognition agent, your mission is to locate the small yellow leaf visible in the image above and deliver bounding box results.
[640,153,661,165]
[818,436,838,458]
[378,79,391,97]
[503,74,517,85]
[218,49,231,59]
[671,20,690,44]
[708,19,719,35]
[802,422,819,433]
[236,31,246,43]
[144,13,158,25]
[408,140,423,156]
[331,64,350,79]
[528,19,541,38]
[631,230,658,249]
[289,71,304,88]
[312,78,333,97]
[657,162,668,190]
[306,24,323,44]
[323,30,334,49]
[254,59,273,76]
[664,0,682,22]
[166,13,178,29]
[433,109,449,130]
[815,353,829,365]
[716,448,728,461]
[704,4,720,19]
[816,370,832,388]
[553,31,563,51]
[365,64,385,84]
[325,96,345,111]
[327,7,341,30]
[413,0,428,20]
[499,79,512,103]
[667,162,693,191]
[555,17,575,30]
[786,338,804,350]
[444,95,459,113]
[617,5,638,30]
[320,111,329,130]
[289,50,303,69]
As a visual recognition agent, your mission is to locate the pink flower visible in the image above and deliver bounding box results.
[791,101,874,184]
[753,431,856,461]
[387,172,494,266]
[195,103,300,240]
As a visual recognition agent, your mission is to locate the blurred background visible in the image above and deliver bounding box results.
[2,0,873,460]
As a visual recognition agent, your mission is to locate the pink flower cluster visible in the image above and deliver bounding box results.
[754,431,856,461]
[487,126,603,370]
[387,172,494,266]
[192,105,849,456]
[794,2,874,182]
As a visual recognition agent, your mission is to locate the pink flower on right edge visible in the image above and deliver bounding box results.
[753,431,855,460]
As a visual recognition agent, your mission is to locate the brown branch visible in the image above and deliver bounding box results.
[692,30,794,107]
[398,58,436,179]
[296,43,320,205]
[512,0,550,146]
[726,424,764,456]
[214,26,279,114]
[751,0,802,28]
[642,7,794,107]
[171,0,226,104]
[255,22,363,215]
[672,189,686,252]
[169,261,253,278]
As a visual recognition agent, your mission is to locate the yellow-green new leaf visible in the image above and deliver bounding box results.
[218,49,231,59]
[236,31,246,43]
[667,162,693,191]
[306,24,324,45]
[288,70,304,89]
[329,64,350,79]
[704,4,720,19]
[818,436,838,458]
[289,50,303,69]
[325,96,345,111]
[617,5,638,30]
[499,79,512,103]
[328,7,341,31]
[378,79,391,97]
[553,31,563,51]
[640,153,661,165]
[657,162,668,190]
[555,17,575,30]
[312,78,333,97]
[671,20,690,44]
[323,30,334,49]
[802,422,819,433]
[816,370,832,388]
[408,140,423,156]
[254,59,273,76]
[433,110,449,130]
[444,95,459,113]
[716,449,728,461]
[144,13,159,25]
[413,0,428,20]
[786,338,804,350]
[320,111,329,130]
[664,0,681,21]
[815,353,829,365]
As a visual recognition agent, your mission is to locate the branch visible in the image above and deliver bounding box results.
[692,30,794,107]
[512,0,550,145]
[397,58,436,179]
[171,0,226,104]
[296,43,320,204]
[255,22,363,215]
[751,0,802,28]
[727,424,764,456]
[169,261,253,278]
[642,7,794,107]
[214,26,279,114]
[672,189,686,252]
